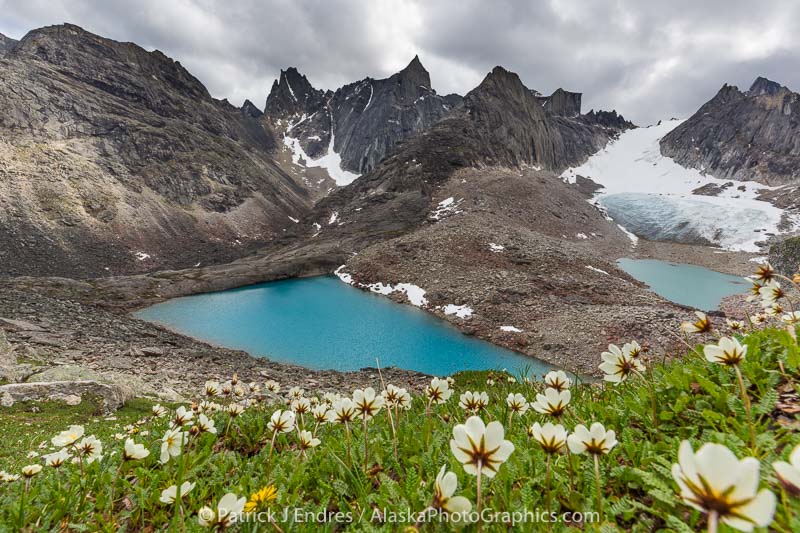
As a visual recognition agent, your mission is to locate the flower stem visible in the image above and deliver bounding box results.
[362,414,369,473]
[593,453,603,524]
[345,422,352,467]
[545,454,552,519]
[734,364,756,450]
[476,460,483,533]
[17,479,28,530]
[707,510,719,533]
[266,430,278,477]
[172,434,186,532]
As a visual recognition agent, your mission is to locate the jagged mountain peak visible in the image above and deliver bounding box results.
[748,76,787,96]
[0,31,17,56]
[264,66,326,119]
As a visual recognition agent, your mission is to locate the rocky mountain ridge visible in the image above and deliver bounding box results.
[0,23,314,278]
[264,56,461,180]
[660,76,800,185]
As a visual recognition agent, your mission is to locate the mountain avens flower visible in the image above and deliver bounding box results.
[353,387,385,419]
[52,425,84,448]
[531,387,571,417]
[704,337,747,366]
[268,409,296,434]
[204,380,220,397]
[544,370,572,391]
[298,430,320,453]
[450,416,514,530]
[751,263,775,283]
[160,428,187,464]
[432,465,472,515]
[759,281,785,305]
[151,404,167,417]
[197,493,246,529]
[43,449,70,468]
[122,439,150,461]
[172,406,194,427]
[599,344,645,383]
[506,393,528,414]
[426,377,453,404]
[568,422,617,522]
[159,481,195,504]
[773,443,800,496]
[459,391,489,412]
[450,416,514,478]
[681,311,712,334]
[530,422,568,454]
[567,423,617,456]
[21,465,42,478]
[672,440,775,532]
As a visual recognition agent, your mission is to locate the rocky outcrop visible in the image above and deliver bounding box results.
[768,236,800,275]
[0,380,133,413]
[288,66,631,255]
[535,88,582,117]
[265,56,461,176]
[0,23,315,278]
[0,32,16,56]
[660,77,800,185]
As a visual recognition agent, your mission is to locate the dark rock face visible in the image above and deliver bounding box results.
[581,109,635,130]
[0,24,314,278]
[292,66,631,252]
[0,32,16,56]
[769,236,800,275]
[535,88,582,117]
[660,77,800,185]
[264,56,460,174]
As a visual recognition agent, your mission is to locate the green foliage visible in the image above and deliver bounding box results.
[0,327,799,531]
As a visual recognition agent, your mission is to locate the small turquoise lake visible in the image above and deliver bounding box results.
[617,258,749,310]
[135,276,552,375]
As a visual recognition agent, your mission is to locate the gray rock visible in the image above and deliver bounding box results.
[26,365,104,383]
[63,394,82,406]
[1,392,13,407]
[661,77,800,185]
[0,380,132,413]
[140,347,165,357]
[0,318,46,332]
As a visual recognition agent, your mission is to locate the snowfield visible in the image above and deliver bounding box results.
[561,120,793,252]
[283,132,360,186]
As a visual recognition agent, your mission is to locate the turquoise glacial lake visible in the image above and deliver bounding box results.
[135,276,553,375]
[617,258,749,310]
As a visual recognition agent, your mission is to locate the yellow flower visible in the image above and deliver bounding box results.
[244,485,278,513]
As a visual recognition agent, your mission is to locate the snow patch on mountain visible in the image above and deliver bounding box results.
[561,119,792,252]
[283,132,360,186]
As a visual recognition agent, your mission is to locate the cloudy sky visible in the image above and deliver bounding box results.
[2,0,798,124]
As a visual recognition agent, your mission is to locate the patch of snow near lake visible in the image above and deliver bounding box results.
[334,268,428,307]
[500,325,523,332]
[396,284,428,307]
[586,265,609,275]
[561,119,790,252]
[283,133,360,186]
[134,252,151,261]
[334,265,353,284]
[749,256,768,263]
[488,243,505,252]
[431,197,464,220]
[442,304,473,318]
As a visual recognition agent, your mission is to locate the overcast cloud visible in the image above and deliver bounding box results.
[1,0,798,124]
